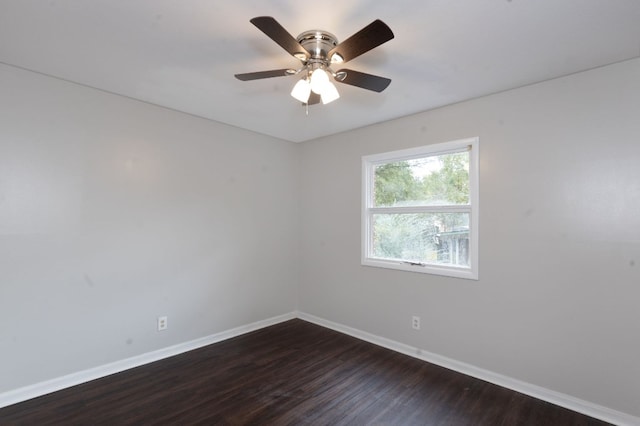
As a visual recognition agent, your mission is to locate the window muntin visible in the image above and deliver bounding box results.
[362,138,478,279]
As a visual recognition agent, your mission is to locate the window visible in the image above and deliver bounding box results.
[362,137,479,279]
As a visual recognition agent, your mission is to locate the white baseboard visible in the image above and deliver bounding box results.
[0,312,296,410]
[3,310,638,426]
[295,311,639,426]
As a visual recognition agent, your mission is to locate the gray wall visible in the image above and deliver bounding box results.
[0,63,299,393]
[2,57,639,418]
[298,58,640,417]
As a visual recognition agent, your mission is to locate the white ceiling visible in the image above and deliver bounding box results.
[1,1,639,143]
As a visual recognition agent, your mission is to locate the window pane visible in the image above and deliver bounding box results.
[373,151,469,207]
[372,212,470,267]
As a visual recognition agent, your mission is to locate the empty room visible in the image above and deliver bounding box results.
[1,1,639,425]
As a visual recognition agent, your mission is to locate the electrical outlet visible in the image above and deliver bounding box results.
[157,316,168,331]
[412,316,421,330]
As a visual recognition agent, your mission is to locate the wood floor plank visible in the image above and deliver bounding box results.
[0,319,612,425]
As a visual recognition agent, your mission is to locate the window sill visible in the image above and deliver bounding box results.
[362,258,478,280]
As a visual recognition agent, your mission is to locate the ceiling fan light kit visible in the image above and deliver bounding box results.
[291,78,311,102]
[235,16,394,107]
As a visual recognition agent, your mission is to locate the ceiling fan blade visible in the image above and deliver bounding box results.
[334,69,391,92]
[250,16,310,61]
[235,69,292,81]
[305,92,321,105]
[328,20,394,63]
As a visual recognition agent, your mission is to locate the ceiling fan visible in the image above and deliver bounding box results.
[234,16,394,106]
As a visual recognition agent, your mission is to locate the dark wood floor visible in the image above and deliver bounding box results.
[0,319,610,425]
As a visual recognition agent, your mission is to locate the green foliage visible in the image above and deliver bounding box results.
[372,151,470,265]
[374,152,469,207]
[420,152,469,205]
[374,162,419,206]
[373,214,439,262]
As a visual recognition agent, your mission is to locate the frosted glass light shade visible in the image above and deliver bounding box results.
[321,82,340,104]
[290,79,311,103]
[310,69,330,94]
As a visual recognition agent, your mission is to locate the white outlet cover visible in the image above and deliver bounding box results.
[157,316,168,331]
[412,316,421,330]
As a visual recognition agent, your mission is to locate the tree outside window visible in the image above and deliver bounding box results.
[362,138,478,279]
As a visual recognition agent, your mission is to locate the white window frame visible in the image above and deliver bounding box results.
[361,137,479,280]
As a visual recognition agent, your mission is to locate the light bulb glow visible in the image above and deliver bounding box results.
[321,81,340,104]
[290,78,311,103]
[310,69,330,94]
[330,53,344,64]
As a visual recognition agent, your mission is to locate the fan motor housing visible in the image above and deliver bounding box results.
[297,30,338,61]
